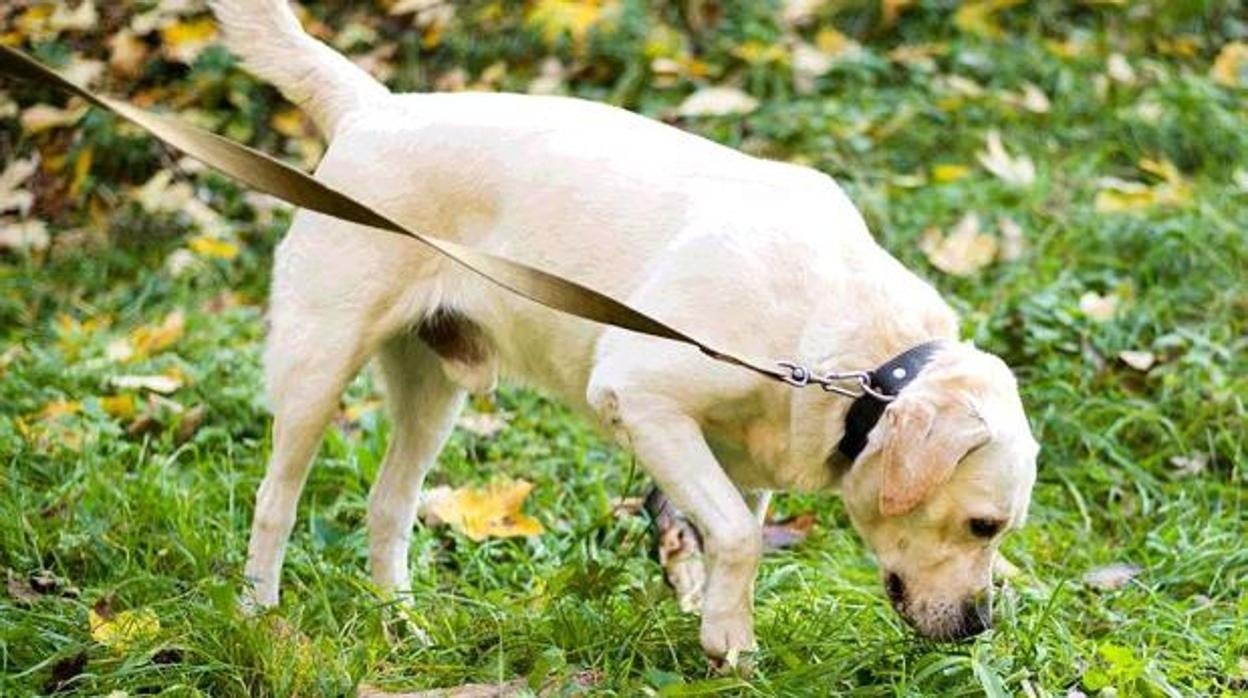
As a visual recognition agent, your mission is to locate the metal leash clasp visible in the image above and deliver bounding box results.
[777,362,898,401]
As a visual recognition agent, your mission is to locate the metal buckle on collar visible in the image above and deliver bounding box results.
[776,362,898,401]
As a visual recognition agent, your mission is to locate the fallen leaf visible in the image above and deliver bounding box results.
[44,652,88,694]
[782,0,822,27]
[456,411,511,438]
[1094,158,1191,213]
[762,512,816,551]
[921,213,998,276]
[1169,453,1207,477]
[62,57,104,87]
[0,91,16,119]
[1002,82,1051,114]
[126,310,186,359]
[527,0,618,48]
[1117,350,1155,372]
[1233,169,1248,192]
[111,371,185,395]
[424,480,544,541]
[35,399,81,421]
[954,0,1024,39]
[931,163,971,183]
[90,603,160,653]
[977,130,1035,186]
[175,404,207,444]
[997,217,1026,261]
[677,86,759,118]
[161,17,218,65]
[108,29,150,77]
[0,157,39,216]
[881,0,917,28]
[99,394,138,419]
[1079,291,1119,322]
[6,572,40,606]
[20,101,89,134]
[0,219,50,252]
[1106,53,1136,84]
[131,170,229,236]
[1211,41,1248,88]
[1082,563,1141,591]
[188,235,240,261]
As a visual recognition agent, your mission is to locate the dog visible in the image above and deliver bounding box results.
[210,0,1039,660]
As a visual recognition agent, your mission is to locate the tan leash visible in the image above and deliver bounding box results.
[0,46,892,397]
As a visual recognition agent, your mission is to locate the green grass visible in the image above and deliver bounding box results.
[2,1,1246,695]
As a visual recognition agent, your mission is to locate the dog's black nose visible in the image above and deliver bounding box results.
[955,595,992,639]
[885,572,905,608]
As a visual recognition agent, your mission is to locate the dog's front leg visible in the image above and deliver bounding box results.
[607,392,761,661]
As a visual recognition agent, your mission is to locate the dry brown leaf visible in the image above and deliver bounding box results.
[0,156,38,216]
[108,30,151,78]
[20,101,89,135]
[424,480,544,542]
[1211,41,1248,88]
[131,170,230,236]
[977,130,1035,187]
[920,213,998,276]
[126,310,186,359]
[646,489,705,613]
[1082,563,1141,591]
[677,87,758,118]
[1078,291,1119,322]
[761,512,815,551]
[1117,350,1155,372]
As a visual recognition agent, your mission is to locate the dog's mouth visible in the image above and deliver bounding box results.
[883,571,992,641]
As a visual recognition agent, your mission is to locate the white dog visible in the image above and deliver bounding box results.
[210,0,1039,660]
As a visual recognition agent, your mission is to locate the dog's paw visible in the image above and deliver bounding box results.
[700,611,756,662]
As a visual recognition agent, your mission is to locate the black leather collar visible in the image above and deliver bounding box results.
[836,341,943,460]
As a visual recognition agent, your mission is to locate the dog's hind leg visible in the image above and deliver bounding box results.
[243,291,392,610]
[367,330,466,596]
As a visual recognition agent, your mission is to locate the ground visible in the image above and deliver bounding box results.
[1,1,1246,696]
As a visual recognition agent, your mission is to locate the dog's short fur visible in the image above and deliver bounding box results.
[212,0,1039,658]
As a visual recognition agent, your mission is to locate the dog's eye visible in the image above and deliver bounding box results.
[968,518,1003,539]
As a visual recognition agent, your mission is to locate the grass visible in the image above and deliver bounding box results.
[1,1,1246,695]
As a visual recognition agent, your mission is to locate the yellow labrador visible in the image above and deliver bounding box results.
[211,0,1039,660]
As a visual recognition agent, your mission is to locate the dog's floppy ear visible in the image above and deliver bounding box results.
[877,394,990,517]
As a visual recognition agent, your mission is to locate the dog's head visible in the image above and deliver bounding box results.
[839,341,1038,640]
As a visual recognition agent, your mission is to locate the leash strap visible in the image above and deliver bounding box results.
[0,46,794,384]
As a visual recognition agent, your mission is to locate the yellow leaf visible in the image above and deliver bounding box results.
[931,163,971,183]
[426,480,545,542]
[920,213,998,276]
[954,0,1023,39]
[1211,41,1248,88]
[89,607,160,653]
[188,235,240,261]
[128,310,186,360]
[36,399,81,421]
[161,17,218,65]
[99,394,138,419]
[527,0,617,48]
[733,40,789,65]
[70,147,93,198]
[270,108,313,139]
[1094,159,1191,213]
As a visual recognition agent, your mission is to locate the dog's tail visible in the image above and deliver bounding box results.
[209,0,389,137]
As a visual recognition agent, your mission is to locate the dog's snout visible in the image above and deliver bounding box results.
[885,572,905,607]
[953,593,992,640]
